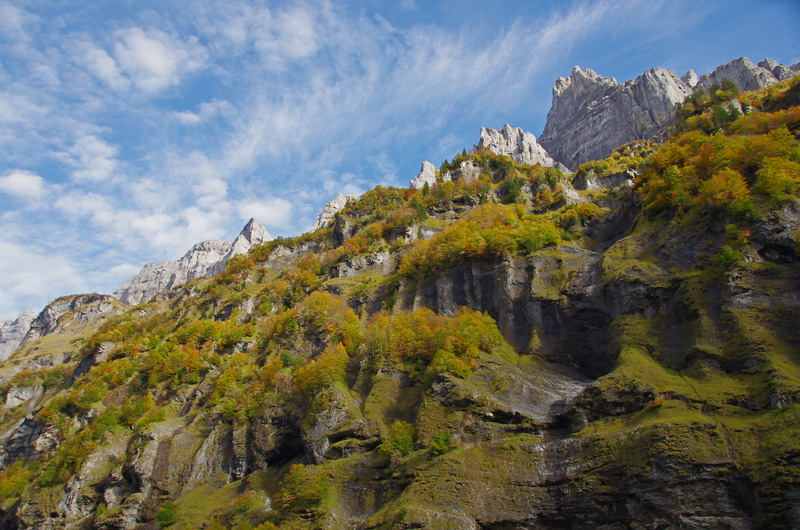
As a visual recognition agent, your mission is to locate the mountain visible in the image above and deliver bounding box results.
[409,160,439,190]
[310,193,359,231]
[694,56,790,91]
[0,64,798,529]
[0,311,35,363]
[478,124,569,172]
[540,56,798,170]
[113,218,271,306]
[539,66,692,170]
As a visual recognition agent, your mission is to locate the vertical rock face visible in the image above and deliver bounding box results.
[0,310,36,362]
[478,124,568,172]
[310,193,359,231]
[697,57,783,91]
[113,218,272,306]
[539,66,692,170]
[409,161,439,190]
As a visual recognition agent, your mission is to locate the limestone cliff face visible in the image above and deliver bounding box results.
[478,124,569,172]
[539,66,692,170]
[696,56,785,91]
[0,310,35,362]
[409,160,439,190]
[310,193,358,231]
[540,57,797,171]
[113,218,271,306]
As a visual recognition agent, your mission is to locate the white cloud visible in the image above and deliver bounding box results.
[0,240,85,320]
[249,7,319,64]
[74,41,128,90]
[172,99,232,125]
[0,92,45,124]
[238,197,294,231]
[113,27,207,92]
[66,135,119,182]
[0,170,45,199]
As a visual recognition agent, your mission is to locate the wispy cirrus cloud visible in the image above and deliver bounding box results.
[0,0,795,321]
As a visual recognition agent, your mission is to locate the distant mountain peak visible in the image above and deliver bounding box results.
[113,218,273,306]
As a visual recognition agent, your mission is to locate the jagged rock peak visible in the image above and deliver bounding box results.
[410,161,438,190]
[240,218,271,245]
[113,218,272,306]
[310,193,359,231]
[681,69,698,87]
[697,56,784,92]
[0,310,36,362]
[540,66,691,170]
[478,124,569,172]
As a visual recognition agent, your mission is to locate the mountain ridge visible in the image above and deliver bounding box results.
[0,70,797,528]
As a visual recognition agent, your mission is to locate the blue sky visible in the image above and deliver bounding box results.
[0,0,798,319]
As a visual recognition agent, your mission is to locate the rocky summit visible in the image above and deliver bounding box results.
[478,124,569,172]
[113,218,272,306]
[0,59,798,530]
[539,66,692,170]
[310,194,359,232]
[540,56,798,170]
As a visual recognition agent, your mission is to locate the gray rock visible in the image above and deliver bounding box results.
[114,218,272,305]
[23,294,122,345]
[697,57,779,92]
[539,66,691,170]
[4,385,44,409]
[333,251,395,278]
[681,69,698,87]
[573,169,637,191]
[478,124,568,172]
[0,309,35,362]
[410,161,441,190]
[310,193,359,231]
[443,159,483,184]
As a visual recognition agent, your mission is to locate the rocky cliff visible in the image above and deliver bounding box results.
[310,193,358,231]
[0,65,797,530]
[540,57,798,170]
[539,66,692,170]
[694,56,789,91]
[113,218,271,306]
[478,124,569,172]
[409,161,439,190]
[0,311,35,363]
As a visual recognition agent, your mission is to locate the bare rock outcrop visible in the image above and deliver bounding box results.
[478,124,568,172]
[114,218,271,306]
[697,57,784,92]
[539,66,692,170]
[310,193,358,231]
[23,294,122,345]
[409,161,439,190]
[0,310,36,362]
